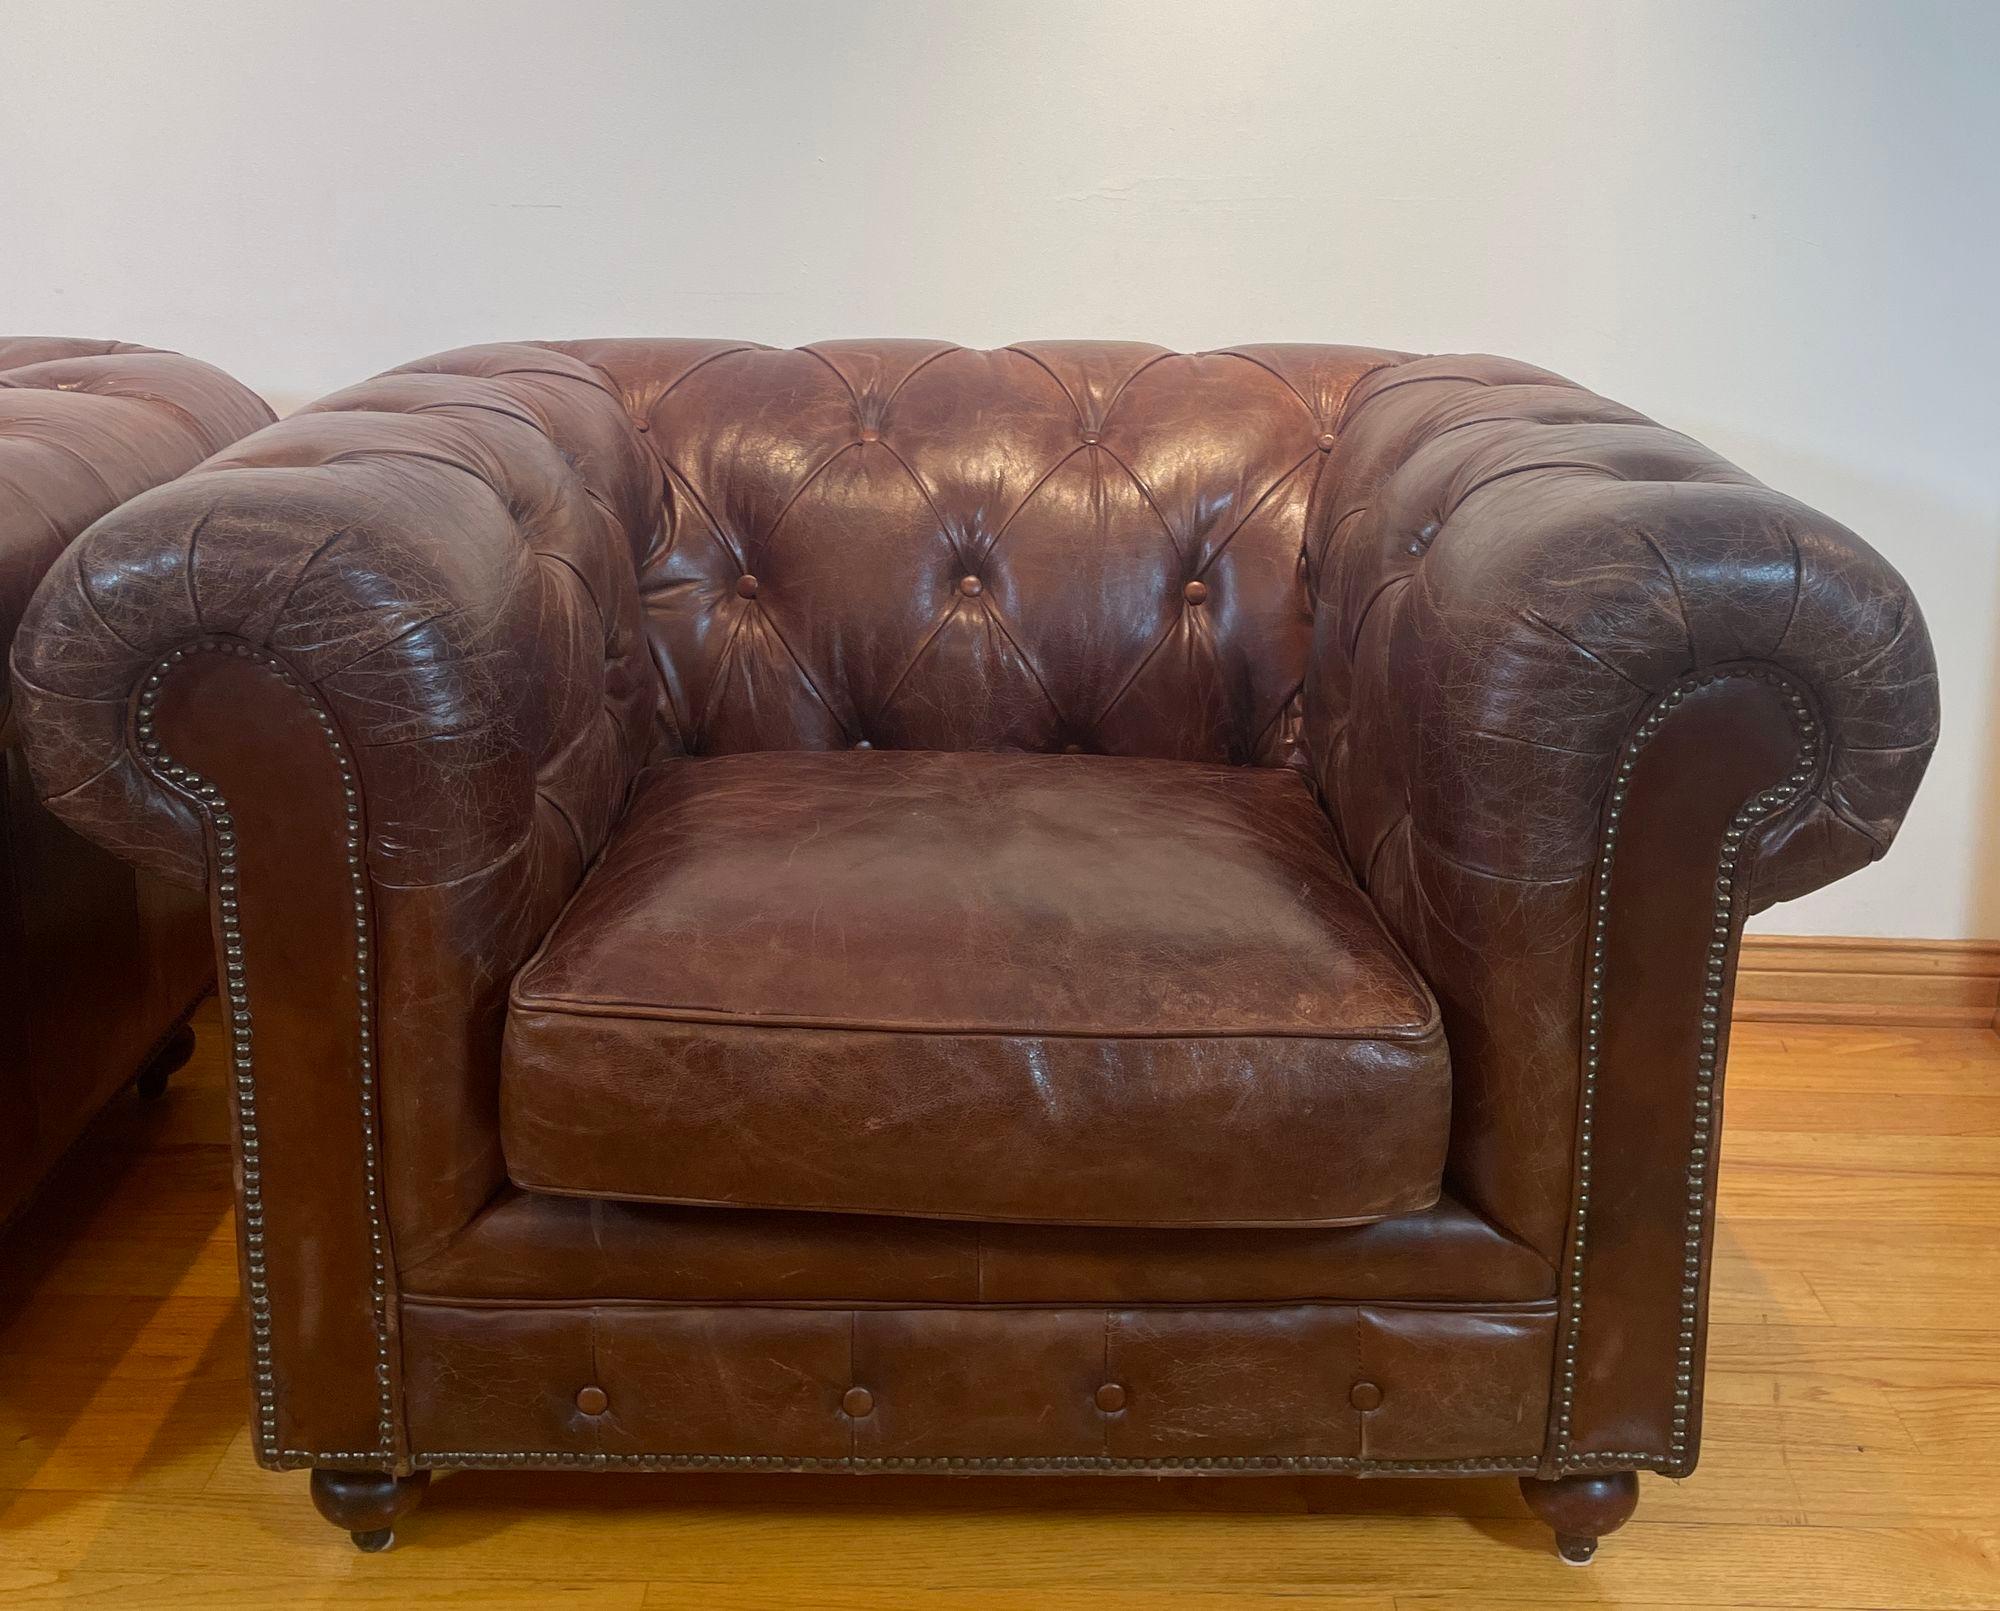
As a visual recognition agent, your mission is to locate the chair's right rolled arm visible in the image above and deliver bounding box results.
[1303,353,1939,1477]
[1308,354,1937,922]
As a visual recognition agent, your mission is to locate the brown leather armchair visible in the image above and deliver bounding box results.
[0,337,272,1228]
[9,340,1937,1562]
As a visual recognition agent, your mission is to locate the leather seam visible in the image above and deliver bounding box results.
[499,1175,1448,1231]
[502,998,1445,1044]
[394,1295,1563,1314]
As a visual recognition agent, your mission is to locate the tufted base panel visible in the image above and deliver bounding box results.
[395,1300,1555,1470]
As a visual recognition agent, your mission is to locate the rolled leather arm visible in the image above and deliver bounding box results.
[10,344,671,1464]
[1309,354,1935,915]
[1304,353,1938,1473]
[10,344,664,1263]
[11,345,662,890]
[1306,353,1937,1244]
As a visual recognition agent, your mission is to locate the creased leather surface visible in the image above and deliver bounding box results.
[0,336,268,1225]
[503,747,1447,1225]
[1306,354,1939,1255]
[8,344,661,1257]
[549,339,1401,761]
[400,1300,1555,1464]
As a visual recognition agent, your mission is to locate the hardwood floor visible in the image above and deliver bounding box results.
[3,1001,1997,1608]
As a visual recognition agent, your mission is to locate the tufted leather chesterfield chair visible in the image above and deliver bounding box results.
[0,338,272,1228]
[9,340,1936,1561]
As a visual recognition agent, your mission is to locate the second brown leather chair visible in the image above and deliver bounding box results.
[0,338,272,1228]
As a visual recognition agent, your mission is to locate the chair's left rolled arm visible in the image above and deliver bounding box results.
[6,347,664,1467]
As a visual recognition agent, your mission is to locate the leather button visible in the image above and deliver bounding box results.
[1094,1382,1127,1413]
[736,574,759,599]
[1081,431,1100,446]
[958,575,983,597]
[853,739,874,750]
[842,1386,874,1418]
[1349,1380,1383,1411]
[575,1385,609,1415]
[859,426,880,443]
[1062,743,1083,755]
[1183,580,1209,605]
[1317,432,1336,451]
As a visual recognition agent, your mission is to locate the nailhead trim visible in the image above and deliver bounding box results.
[139,646,1814,1484]
[1554,665,1819,1476]
[136,640,396,1464]
[382,1452,1541,1475]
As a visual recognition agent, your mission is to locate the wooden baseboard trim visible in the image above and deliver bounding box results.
[1734,935,2000,1028]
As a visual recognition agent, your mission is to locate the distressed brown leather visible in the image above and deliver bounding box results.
[503,749,1447,1226]
[9,339,1935,1504]
[537,339,1401,762]
[0,338,270,1226]
[1306,353,1939,1263]
[400,1300,1555,1465]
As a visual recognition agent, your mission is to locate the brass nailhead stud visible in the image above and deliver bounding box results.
[736,574,759,599]
[1350,1381,1383,1411]
[842,1387,874,1418]
[576,1385,608,1415]
[1095,1383,1128,1413]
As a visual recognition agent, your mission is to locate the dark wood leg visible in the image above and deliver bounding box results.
[135,1024,197,1100]
[310,1467,431,1552]
[1518,1471,1639,1564]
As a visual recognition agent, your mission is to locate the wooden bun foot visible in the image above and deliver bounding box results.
[1519,1471,1639,1564]
[310,1467,430,1552]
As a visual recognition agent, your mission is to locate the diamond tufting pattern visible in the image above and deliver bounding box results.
[548,339,1403,764]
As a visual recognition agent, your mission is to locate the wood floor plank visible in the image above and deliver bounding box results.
[0,1001,1995,1607]
[0,1571,650,1609]
[1725,1087,2000,1137]
[5,1487,1998,1606]
[1706,1221,2000,1331]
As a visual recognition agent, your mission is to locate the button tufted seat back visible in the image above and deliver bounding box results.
[542,339,1406,763]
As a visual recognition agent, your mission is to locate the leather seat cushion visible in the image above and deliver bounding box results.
[501,750,1450,1227]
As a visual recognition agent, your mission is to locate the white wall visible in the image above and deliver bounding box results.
[3,0,1993,938]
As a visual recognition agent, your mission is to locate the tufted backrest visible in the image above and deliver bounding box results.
[536,340,1406,764]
